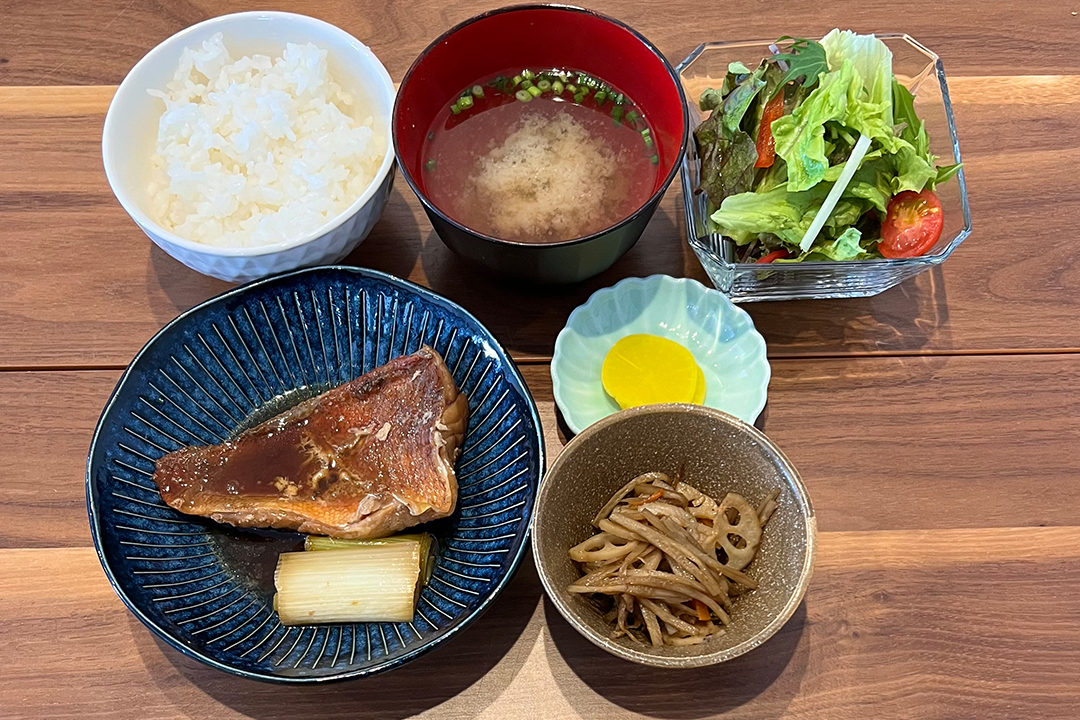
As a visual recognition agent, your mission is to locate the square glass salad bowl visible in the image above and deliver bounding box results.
[677,35,971,302]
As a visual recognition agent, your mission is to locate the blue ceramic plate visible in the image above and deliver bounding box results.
[87,266,544,682]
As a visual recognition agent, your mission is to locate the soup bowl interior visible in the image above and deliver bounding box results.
[533,404,815,667]
[394,4,687,245]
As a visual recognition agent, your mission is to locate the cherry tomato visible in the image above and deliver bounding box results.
[754,87,785,168]
[756,249,790,264]
[879,190,944,258]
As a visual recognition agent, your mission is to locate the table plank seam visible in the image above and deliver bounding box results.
[14,523,1080,553]
[6,346,1080,373]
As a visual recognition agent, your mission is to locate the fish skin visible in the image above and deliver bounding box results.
[153,347,468,538]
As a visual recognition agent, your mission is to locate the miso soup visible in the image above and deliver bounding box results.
[421,68,660,244]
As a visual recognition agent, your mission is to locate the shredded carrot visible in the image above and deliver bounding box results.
[692,599,710,622]
[629,490,665,506]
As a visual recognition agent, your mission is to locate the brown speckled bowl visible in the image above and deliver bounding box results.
[533,404,815,667]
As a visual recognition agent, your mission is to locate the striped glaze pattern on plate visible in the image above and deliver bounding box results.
[86,266,545,682]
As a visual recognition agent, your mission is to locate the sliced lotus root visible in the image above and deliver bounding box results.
[675,481,702,502]
[676,481,719,520]
[569,531,639,563]
[716,492,763,570]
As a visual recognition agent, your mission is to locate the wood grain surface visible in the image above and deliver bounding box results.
[0,80,1079,365]
[2,0,1080,85]
[0,80,1080,362]
[2,1,1080,717]
[4,355,1078,549]
[4,529,1080,720]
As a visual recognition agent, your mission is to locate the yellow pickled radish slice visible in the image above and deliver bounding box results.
[601,334,701,409]
[692,365,706,404]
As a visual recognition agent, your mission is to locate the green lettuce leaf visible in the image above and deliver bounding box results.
[774,227,868,263]
[843,158,893,214]
[890,139,937,192]
[772,33,910,194]
[816,227,864,260]
[891,80,962,191]
[843,98,897,150]
[722,64,767,135]
[719,132,759,198]
[770,59,858,191]
[932,162,962,186]
[710,184,830,246]
[694,63,769,203]
[820,29,894,126]
[699,87,725,112]
[818,31,898,151]
[823,199,866,230]
[774,38,829,94]
[892,81,927,154]
[756,160,789,193]
[695,118,758,200]
[823,148,883,183]
[711,177,884,256]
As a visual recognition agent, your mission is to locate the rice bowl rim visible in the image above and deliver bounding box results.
[102,11,397,258]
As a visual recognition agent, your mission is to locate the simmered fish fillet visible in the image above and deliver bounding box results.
[153,347,468,538]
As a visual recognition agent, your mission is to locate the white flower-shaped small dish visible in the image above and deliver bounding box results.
[552,275,770,434]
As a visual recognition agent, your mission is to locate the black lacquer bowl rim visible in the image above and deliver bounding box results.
[85,265,546,683]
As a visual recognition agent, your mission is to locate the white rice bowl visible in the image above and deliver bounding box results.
[147,32,387,248]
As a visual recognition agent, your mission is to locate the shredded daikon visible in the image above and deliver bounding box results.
[798,133,873,252]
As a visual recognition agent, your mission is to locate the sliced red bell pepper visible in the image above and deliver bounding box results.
[754,87,785,169]
[756,249,790,264]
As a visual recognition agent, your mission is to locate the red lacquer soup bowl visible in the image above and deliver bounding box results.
[393,4,689,283]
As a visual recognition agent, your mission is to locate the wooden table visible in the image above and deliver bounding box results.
[3,2,1080,718]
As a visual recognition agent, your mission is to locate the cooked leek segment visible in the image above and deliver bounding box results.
[304,533,428,551]
[304,533,436,586]
[274,543,421,625]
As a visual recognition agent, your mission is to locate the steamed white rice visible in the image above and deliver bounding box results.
[147,33,386,248]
